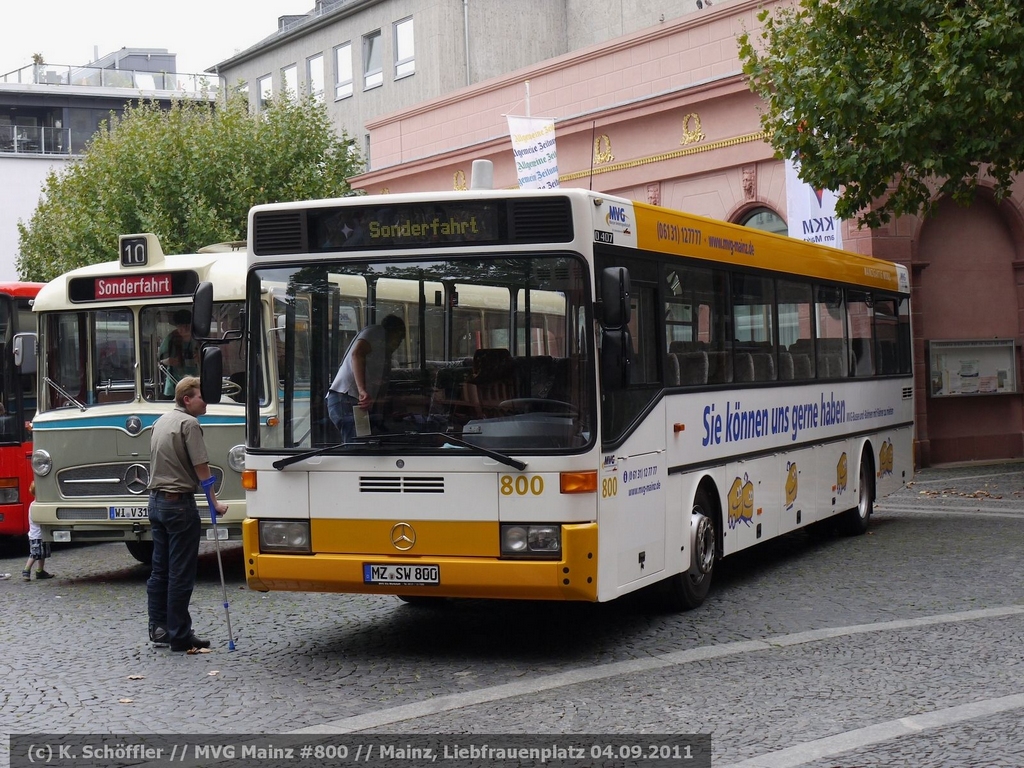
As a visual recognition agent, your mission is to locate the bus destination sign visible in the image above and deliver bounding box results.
[309,201,503,251]
[68,271,200,303]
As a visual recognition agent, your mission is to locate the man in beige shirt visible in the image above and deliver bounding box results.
[146,376,228,652]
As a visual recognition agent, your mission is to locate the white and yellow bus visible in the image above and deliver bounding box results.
[30,234,249,563]
[208,188,913,609]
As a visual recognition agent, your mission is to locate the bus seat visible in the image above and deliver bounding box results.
[674,351,708,386]
[669,340,697,354]
[707,351,732,384]
[664,353,681,386]
[792,353,813,380]
[548,357,572,403]
[751,352,775,382]
[778,350,794,381]
[734,352,755,383]
[821,354,845,379]
[515,355,555,398]
[464,348,516,417]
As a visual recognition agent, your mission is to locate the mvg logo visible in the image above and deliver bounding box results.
[605,205,631,232]
[607,205,628,224]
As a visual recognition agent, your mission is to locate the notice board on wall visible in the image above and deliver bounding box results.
[928,339,1017,397]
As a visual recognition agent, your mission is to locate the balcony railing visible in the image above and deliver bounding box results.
[0,125,72,155]
[0,63,219,97]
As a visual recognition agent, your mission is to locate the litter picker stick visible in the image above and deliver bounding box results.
[202,476,235,651]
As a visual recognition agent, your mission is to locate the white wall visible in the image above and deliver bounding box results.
[0,156,71,281]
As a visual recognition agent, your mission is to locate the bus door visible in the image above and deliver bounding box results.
[596,255,668,590]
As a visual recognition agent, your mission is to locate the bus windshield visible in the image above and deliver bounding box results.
[254,253,593,453]
[38,301,244,410]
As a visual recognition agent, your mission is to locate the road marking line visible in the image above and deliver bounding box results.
[290,604,1024,735]
[907,469,1024,485]
[877,505,1024,519]
[718,693,1024,768]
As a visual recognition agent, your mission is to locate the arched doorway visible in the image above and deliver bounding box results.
[739,207,787,235]
[916,194,1023,464]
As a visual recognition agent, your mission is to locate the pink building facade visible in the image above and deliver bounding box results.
[351,0,1024,467]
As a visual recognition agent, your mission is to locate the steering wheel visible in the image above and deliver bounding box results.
[498,398,578,417]
[221,378,243,397]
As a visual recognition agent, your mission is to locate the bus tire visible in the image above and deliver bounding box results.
[126,540,154,565]
[662,488,716,611]
[843,454,874,536]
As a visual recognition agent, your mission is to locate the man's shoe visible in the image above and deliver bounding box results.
[35,570,54,580]
[170,634,211,652]
[149,624,169,647]
[21,570,31,581]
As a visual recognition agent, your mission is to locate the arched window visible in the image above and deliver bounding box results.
[740,207,787,235]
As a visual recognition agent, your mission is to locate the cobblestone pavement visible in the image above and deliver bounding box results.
[1,462,1023,767]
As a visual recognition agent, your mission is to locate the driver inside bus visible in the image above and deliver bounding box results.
[159,309,199,398]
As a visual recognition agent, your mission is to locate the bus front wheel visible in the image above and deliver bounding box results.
[662,488,716,611]
[843,455,874,536]
[126,541,154,565]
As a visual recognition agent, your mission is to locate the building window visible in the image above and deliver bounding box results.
[364,133,371,170]
[394,17,415,79]
[363,30,383,90]
[282,64,298,100]
[740,207,787,235]
[257,75,272,110]
[307,53,324,100]
[334,42,353,99]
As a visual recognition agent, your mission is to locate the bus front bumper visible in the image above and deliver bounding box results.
[243,519,599,601]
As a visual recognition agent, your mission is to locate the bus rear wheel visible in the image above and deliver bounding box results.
[126,541,154,565]
[662,488,716,611]
[843,455,874,536]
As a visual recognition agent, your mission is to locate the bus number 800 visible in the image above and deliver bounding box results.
[500,475,544,496]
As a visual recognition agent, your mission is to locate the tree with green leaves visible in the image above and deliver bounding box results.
[739,0,1024,228]
[17,91,361,280]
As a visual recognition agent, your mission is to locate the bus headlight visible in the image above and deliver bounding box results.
[500,524,561,558]
[32,449,52,476]
[227,444,246,473]
[258,520,311,553]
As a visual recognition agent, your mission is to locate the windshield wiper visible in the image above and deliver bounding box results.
[381,431,527,471]
[272,441,364,469]
[44,376,87,411]
[272,431,527,471]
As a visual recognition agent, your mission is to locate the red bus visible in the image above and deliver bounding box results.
[0,282,43,538]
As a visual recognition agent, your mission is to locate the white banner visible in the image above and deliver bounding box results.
[507,115,559,190]
[785,157,842,248]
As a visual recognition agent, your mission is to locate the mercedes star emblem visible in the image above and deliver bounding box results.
[390,522,416,551]
[124,463,150,495]
[125,416,143,435]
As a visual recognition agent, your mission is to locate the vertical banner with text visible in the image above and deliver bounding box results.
[507,115,559,189]
[785,157,843,249]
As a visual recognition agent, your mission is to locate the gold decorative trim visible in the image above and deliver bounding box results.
[680,113,705,145]
[556,131,766,184]
[593,134,614,165]
[379,187,390,195]
[453,170,467,191]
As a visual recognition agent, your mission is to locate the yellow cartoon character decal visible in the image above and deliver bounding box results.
[728,473,755,529]
[836,452,848,495]
[785,461,798,510]
[878,440,894,478]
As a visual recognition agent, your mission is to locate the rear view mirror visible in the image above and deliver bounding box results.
[192,282,214,339]
[200,346,223,405]
[601,267,631,328]
[600,328,632,390]
[13,333,37,374]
